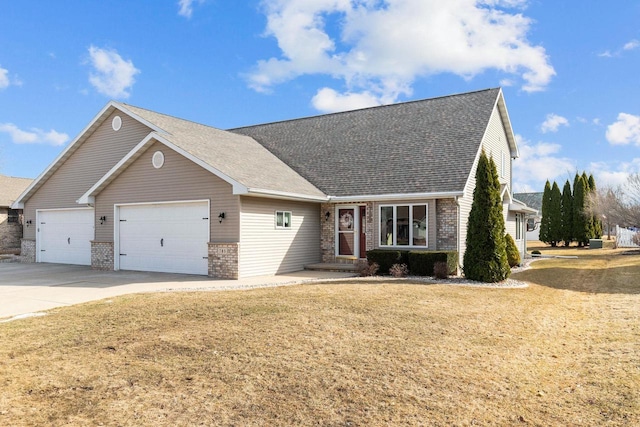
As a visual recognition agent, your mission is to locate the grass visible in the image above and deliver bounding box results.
[1,248,639,426]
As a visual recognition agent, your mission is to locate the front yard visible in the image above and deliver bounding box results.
[0,249,638,426]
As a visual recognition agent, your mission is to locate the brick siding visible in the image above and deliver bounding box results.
[208,242,239,279]
[91,241,114,271]
[436,199,458,250]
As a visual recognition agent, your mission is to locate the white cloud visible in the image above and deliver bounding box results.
[248,0,555,112]
[606,113,640,146]
[623,39,640,51]
[599,39,639,57]
[0,123,69,146]
[590,159,640,189]
[87,46,140,99]
[312,87,382,113]
[178,0,205,18]
[0,66,9,89]
[512,134,576,191]
[540,113,569,133]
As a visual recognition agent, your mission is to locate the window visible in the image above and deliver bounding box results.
[7,209,19,224]
[275,211,292,229]
[379,204,428,247]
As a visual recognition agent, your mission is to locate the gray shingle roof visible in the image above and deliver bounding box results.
[513,192,543,211]
[230,88,501,197]
[0,174,32,207]
[119,104,326,198]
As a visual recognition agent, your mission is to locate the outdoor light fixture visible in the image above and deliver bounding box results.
[26,219,32,227]
[325,211,331,222]
[218,212,225,223]
[99,216,107,225]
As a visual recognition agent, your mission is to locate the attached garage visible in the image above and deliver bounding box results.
[37,209,94,265]
[116,201,209,275]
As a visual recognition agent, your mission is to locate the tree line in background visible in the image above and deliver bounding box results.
[589,173,640,234]
[539,172,602,247]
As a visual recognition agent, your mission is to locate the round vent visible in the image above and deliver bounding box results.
[112,115,122,131]
[152,151,165,169]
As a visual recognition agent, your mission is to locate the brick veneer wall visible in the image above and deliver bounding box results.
[321,202,374,264]
[20,239,36,263]
[0,208,23,250]
[208,242,239,279]
[436,199,458,250]
[91,241,114,271]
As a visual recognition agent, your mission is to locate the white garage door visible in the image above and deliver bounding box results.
[118,201,209,275]
[38,209,94,265]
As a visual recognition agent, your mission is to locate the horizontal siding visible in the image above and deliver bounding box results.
[23,112,152,239]
[95,141,240,243]
[483,108,512,185]
[239,197,320,278]
[372,199,436,250]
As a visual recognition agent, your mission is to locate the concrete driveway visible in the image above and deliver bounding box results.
[0,263,355,320]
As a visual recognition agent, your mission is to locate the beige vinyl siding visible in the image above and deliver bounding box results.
[95,141,240,243]
[505,208,516,238]
[239,197,320,278]
[23,112,152,239]
[482,107,513,185]
[373,199,436,250]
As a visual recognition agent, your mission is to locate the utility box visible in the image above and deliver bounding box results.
[589,239,603,249]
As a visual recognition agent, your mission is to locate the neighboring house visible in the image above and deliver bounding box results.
[12,88,533,278]
[513,192,543,241]
[0,174,33,250]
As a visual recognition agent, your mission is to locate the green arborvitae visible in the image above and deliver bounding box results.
[505,233,521,267]
[549,181,562,246]
[561,179,574,246]
[588,174,602,238]
[463,150,510,282]
[539,180,552,245]
[573,175,590,246]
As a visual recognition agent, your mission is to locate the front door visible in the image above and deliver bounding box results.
[337,206,366,258]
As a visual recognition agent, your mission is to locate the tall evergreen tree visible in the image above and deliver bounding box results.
[463,150,510,282]
[561,179,574,246]
[588,174,602,238]
[539,180,552,244]
[573,175,590,246]
[583,172,595,239]
[549,181,562,246]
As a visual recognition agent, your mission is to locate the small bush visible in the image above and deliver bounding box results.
[359,262,379,277]
[532,250,541,255]
[433,261,449,279]
[389,263,408,278]
[366,250,409,275]
[505,233,521,267]
[408,251,458,276]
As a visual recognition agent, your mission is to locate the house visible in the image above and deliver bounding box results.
[0,174,33,251]
[12,88,533,278]
[513,192,543,241]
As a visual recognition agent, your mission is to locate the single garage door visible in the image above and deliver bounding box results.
[38,209,94,265]
[117,201,209,275]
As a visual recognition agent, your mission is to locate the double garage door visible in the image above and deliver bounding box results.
[37,202,209,275]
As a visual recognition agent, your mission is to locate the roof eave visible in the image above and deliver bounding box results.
[328,191,464,203]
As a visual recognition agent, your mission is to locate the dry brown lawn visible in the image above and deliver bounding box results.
[1,248,639,426]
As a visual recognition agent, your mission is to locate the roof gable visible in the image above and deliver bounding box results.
[0,175,32,207]
[231,88,503,197]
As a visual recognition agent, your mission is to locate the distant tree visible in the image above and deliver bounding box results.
[463,150,510,282]
[561,179,574,246]
[573,175,590,246]
[588,174,602,238]
[548,181,562,246]
[539,180,552,245]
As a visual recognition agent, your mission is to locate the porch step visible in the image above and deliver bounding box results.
[305,263,359,273]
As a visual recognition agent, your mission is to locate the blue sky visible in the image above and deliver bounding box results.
[1,0,639,193]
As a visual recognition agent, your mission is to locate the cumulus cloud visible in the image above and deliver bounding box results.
[606,113,640,146]
[512,134,575,191]
[599,39,640,58]
[248,0,555,112]
[87,46,140,99]
[0,123,69,146]
[623,39,640,51]
[590,159,640,189]
[178,0,205,18]
[0,66,9,90]
[312,87,382,113]
[540,113,569,133]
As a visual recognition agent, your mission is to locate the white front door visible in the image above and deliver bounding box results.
[38,209,94,265]
[117,201,209,275]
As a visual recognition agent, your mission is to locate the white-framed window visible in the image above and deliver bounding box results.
[275,211,292,229]
[379,204,428,247]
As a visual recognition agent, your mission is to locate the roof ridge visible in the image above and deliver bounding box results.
[229,87,500,131]
[119,103,224,132]
[0,174,33,181]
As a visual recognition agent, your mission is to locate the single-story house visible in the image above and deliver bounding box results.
[0,174,33,251]
[513,192,543,241]
[12,88,534,278]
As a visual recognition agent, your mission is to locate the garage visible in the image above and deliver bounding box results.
[116,201,209,275]
[37,209,94,265]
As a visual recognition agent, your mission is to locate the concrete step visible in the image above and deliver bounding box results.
[305,263,359,273]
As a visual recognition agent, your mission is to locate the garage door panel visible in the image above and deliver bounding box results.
[118,202,209,275]
[38,209,94,266]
